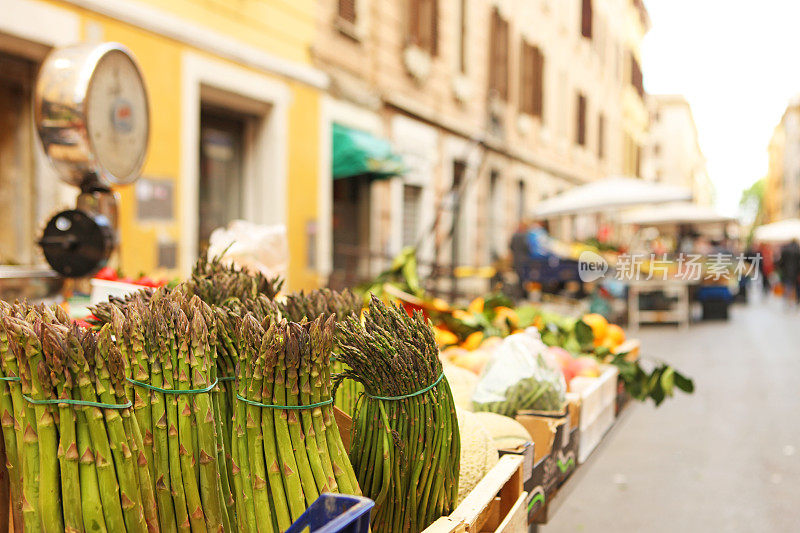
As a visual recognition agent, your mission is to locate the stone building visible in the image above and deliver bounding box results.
[314,0,651,293]
[642,94,714,206]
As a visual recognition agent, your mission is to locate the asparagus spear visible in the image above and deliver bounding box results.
[258,321,293,532]
[41,325,84,533]
[0,308,24,530]
[232,315,257,533]
[242,318,274,533]
[151,310,178,533]
[164,305,191,533]
[271,320,306,521]
[69,326,128,533]
[188,309,224,532]
[11,317,62,533]
[96,326,148,533]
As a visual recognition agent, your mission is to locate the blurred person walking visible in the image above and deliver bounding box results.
[777,239,800,305]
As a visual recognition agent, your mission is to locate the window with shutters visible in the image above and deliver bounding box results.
[519,42,544,118]
[597,113,605,159]
[338,0,356,24]
[488,8,510,100]
[630,52,644,98]
[581,0,593,39]
[408,0,438,55]
[576,93,587,146]
[402,184,423,247]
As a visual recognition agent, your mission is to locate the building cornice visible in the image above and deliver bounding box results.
[63,0,330,89]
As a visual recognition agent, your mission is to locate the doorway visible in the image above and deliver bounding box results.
[0,52,39,265]
[331,175,371,289]
[198,107,249,253]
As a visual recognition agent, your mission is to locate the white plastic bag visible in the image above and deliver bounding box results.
[207,220,288,280]
[472,328,567,416]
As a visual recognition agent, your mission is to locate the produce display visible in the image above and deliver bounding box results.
[0,245,697,533]
[432,295,693,407]
[336,297,461,532]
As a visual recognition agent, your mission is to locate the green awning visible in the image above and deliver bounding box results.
[332,123,405,180]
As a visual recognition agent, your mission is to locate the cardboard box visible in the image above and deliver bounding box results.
[515,409,568,462]
[557,427,580,485]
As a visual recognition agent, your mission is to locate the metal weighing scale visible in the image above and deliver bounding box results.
[35,42,149,278]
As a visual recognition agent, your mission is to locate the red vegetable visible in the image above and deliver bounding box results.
[94,266,118,281]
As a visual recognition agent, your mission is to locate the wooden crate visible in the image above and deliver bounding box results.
[423,454,526,533]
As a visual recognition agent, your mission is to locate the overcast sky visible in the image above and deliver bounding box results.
[642,0,800,216]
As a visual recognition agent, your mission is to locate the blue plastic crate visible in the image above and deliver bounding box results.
[285,494,374,533]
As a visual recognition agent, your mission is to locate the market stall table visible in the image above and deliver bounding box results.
[627,279,692,330]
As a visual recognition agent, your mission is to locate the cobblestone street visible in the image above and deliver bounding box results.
[548,295,800,532]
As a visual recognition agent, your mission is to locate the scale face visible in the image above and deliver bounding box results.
[35,42,149,188]
[34,43,149,277]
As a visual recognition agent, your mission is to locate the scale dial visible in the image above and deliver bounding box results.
[35,43,149,188]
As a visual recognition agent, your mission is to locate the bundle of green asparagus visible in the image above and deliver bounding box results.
[229,313,360,532]
[109,288,235,532]
[0,300,158,533]
[188,253,283,306]
[278,289,363,416]
[337,296,460,532]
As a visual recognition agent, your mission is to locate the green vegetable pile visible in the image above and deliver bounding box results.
[337,297,460,532]
[473,373,566,416]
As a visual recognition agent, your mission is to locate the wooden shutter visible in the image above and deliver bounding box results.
[338,0,356,24]
[409,0,438,55]
[533,47,544,117]
[630,52,644,97]
[459,0,467,72]
[597,113,605,159]
[581,0,593,39]
[519,43,534,114]
[489,9,509,100]
[576,93,586,146]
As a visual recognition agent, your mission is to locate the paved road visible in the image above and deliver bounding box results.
[546,295,800,533]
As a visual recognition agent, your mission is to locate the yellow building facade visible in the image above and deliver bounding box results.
[1,0,327,290]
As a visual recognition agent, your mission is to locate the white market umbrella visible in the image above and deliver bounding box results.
[532,176,693,217]
[621,202,734,226]
[753,218,800,243]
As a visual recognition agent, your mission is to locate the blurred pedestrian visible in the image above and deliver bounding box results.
[778,239,800,305]
[510,221,532,300]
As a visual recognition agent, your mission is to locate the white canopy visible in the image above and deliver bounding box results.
[753,218,800,243]
[532,176,693,217]
[621,202,734,226]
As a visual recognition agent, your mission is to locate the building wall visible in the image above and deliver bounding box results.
[781,104,800,220]
[765,122,784,223]
[314,0,650,287]
[643,94,713,205]
[2,0,326,290]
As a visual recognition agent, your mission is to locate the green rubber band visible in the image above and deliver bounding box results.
[235,394,333,410]
[127,377,219,395]
[365,372,444,401]
[218,376,236,382]
[23,394,131,410]
[0,376,20,382]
